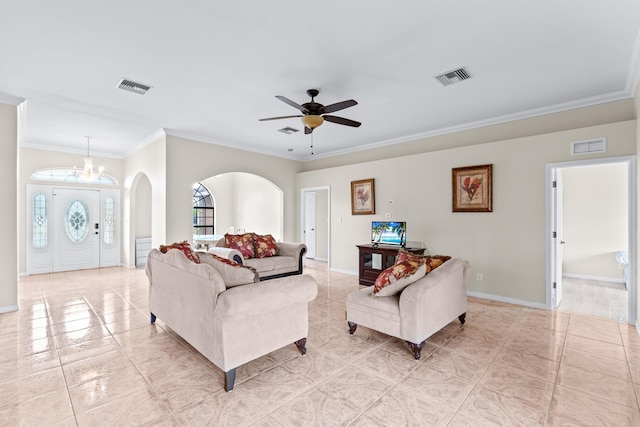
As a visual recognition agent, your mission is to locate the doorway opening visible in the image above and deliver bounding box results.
[301,186,331,266]
[546,156,637,324]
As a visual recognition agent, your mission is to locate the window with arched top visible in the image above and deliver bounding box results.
[31,168,118,186]
[193,183,214,236]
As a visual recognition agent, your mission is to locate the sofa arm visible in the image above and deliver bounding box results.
[276,242,307,258]
[215,274,317,320]
[206,247,244,265]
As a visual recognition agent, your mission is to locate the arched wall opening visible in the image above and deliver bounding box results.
[127,172,152,267]
[200,172,283,241]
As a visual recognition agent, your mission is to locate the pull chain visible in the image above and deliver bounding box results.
[310,131,314,155]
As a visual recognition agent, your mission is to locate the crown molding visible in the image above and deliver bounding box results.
[0,92,25,105]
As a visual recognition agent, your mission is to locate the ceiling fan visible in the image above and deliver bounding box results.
[259,89,361,134]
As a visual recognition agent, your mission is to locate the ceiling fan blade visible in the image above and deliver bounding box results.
[259,115,303,121]
[275,96,309,113]
[304,126,313,134]
[323,115,361,127]
[320,99,357,114]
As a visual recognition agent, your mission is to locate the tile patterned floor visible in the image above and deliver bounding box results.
[1,260,640,426]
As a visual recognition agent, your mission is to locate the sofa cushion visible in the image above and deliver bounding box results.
[225,233,256,259]
[254,234,277,258]
[374,261,427,296]
[244,255,297,273]
[159,241,200,264]
[197,252,259,287]
[424,255,452,273]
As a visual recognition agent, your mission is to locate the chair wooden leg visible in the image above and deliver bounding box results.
[225,368,236,392]
[458,312,466,325]
[405,340,426,360]
[294,338,307,355]
[347,321,358,335]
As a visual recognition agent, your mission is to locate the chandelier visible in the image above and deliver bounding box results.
[74,136,104,182]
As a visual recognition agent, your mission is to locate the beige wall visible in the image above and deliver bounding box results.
[297,120,636,305]
[562,163,627,280]
[123,132,167,266]
[162,135,302,245]
[0,102,17,311]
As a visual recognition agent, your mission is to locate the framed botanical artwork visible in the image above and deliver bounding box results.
[452,164,493,212]
[351,178,375,215]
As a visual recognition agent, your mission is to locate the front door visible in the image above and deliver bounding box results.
[52,188,101,272]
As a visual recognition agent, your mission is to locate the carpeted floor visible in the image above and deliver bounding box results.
[558,277,628,322]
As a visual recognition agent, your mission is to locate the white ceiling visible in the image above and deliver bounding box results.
[2,1,640,161]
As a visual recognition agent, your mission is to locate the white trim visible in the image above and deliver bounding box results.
[625,29,640,94]
[467,291,547,310]
[0,305,19,314]
[300,91,633,161]
[563,273,625,285]
[545,155,637,324]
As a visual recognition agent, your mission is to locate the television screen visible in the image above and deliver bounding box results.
[371,221,406,246]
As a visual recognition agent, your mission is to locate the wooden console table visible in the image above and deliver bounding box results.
[357,244,426,286]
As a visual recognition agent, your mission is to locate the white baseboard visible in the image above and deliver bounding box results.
[0,304,19,314]
[467,291,547,310]
[563,273,625,284]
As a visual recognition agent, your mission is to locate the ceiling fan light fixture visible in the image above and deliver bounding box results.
[301,115,324,129]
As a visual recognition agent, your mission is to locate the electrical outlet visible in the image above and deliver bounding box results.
[385,213,392,218]
[476,273,483,281]
[336,217,342,223]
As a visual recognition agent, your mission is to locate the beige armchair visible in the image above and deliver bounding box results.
[346,258,470,360]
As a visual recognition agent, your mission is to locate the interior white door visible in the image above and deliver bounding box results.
[552,169,564,308]
[53,188,101,272]
[304,191,317,259]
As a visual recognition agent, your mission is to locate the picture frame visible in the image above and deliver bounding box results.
[351,178,375,215]
[452,164,493,212]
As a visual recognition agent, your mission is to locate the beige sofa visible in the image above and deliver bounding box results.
[146,248,317,391]
[213,238,306,280]
[346,258,470,360]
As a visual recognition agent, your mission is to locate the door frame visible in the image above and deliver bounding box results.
[301,186,331,267]
[545,155,637,324]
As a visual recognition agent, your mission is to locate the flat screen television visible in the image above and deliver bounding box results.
[371,221,406,247]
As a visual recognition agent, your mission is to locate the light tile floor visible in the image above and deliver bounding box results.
[1,260,640,426]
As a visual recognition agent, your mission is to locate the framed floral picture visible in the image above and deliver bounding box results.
[351,178,375,215]
[452,164,493,212]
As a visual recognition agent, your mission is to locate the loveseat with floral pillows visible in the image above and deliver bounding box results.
[211,233,306,280]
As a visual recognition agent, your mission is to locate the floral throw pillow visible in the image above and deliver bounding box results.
[424,255,452,273]
[159,241,200,264]
[225,233,255,259]
[373,260,427,296]
[396,249,426,268]
[254,234,277,258]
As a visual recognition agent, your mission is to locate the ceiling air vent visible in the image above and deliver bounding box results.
[571,138,607,156]
[116,78,152,95]
[278,127,299,134]
[435,67,471,86]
